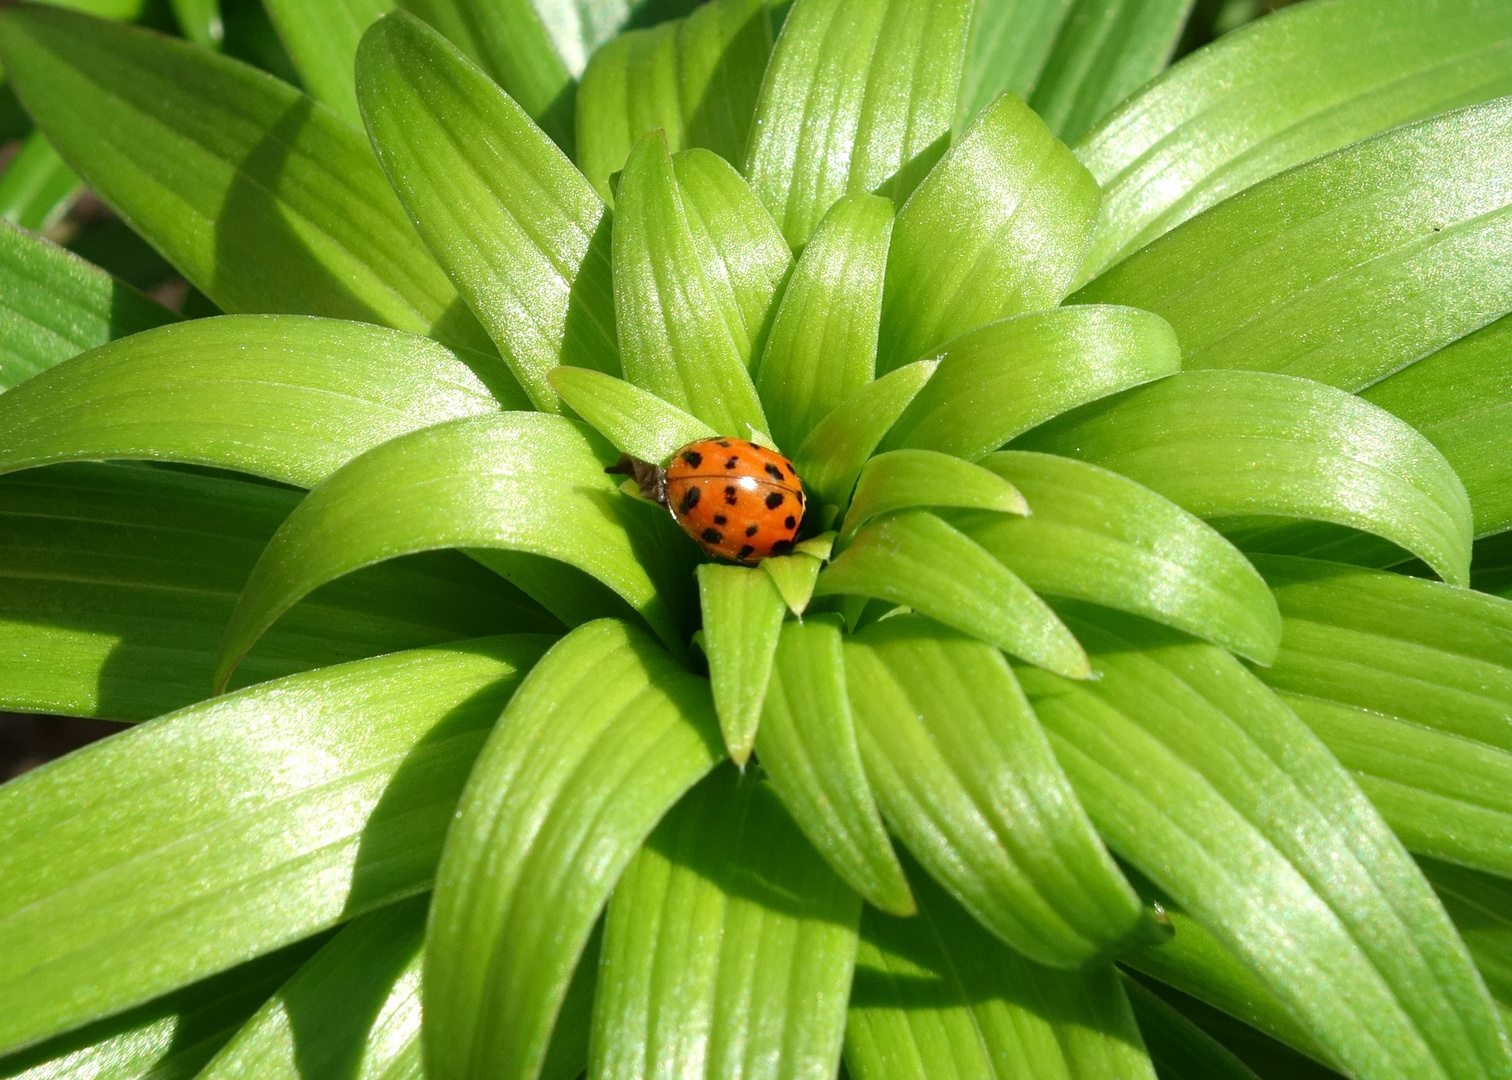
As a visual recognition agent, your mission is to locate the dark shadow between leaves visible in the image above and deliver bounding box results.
[873,129,952,210]
[561,211,622,377]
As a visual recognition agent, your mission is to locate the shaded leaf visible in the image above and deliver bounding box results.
[549,365,715,463]
[357,12,618,412]
[1421,859,1512,1022]
[841,448,1028,538]
[262,0,395,128]
[423,619,723,1080]
[696,562,786,763]
[169,0,223,49]
[955,0,1074,125]
[1122,975,1262,1080]
[0,133,81,234]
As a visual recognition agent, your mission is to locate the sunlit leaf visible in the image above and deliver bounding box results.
[549,366,714,463]
[761,552,822,615]
[841,449,1027,538]
[696,562,786,763]
[423,619,723,1080]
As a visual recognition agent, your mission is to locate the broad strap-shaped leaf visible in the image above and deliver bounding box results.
[843,616,1146,967]
[1421,860,1512,1021]
[1027,0,1194,144]
[0,462,557,720]
[0,939,326,1080]
[0,6,494,354]
[0,635,550,1055]
[215,413,696,684]
[1251,556,1512,877]
[613,132,769,437]
[357,12,618,412]
[1362,312,1512,536]
[0,132,81,233]
[0,314,518,488]
[946,451,1282,663]
[0,218,176,390]
[1019,603,1512,1080]
[793,357,936,514]
[696,562,786,763]
[575,0,772,197]
[745,0,974,249]
[1015,369,1475,586]
[847,854,1156,1080]
[1078,0,1512,277]
[881,305,1179,461]
[423,619,723,1080]
[876,92,1101,373]
[591,766,860,1080]
[841,448,1027,538]
[548,366,715,463]
[817,511,1090,678]
[1122,975,1265,1080]
[756,194,892,451]
[262,0,393,128]
[752,616,913,916]
[955,0,1075,125]
[1074,97,1512,391]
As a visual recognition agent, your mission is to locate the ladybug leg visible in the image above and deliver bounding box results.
[606,454,669,506]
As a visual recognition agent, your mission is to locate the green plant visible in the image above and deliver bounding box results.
[2,0,1512,1077]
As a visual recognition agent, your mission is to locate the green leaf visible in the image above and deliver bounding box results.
[1361,312,1512,536]
[841,449,1027,539]
[876,92,1100,373]
[591,766,860,1080]
[1027,0,1194,144]
[0,133,80,233]
[745,0,974,249]
[761,551,822,615]
[613,131,769,437]
[1019,603,1512,1080]
[845,855,1155,1080]
[262,0,394,128]
[0,461,558,720]
[0,6,494,354]
[215,413,696,684]
[817,511,1090,678]
[356,11,618,412]
[575,0,772,198]
[1015,369,1475,587]
[0,219,176,390]
[955,0,1074,125]
[946,451,1282,664]
[1421,860,1512,1022]
[0,634,549,1055]
[792,357,936,513]
[1122,975,1264,1080]
[752,616,912,916]
[423,619,723,1080]
[197,896,427,1080]
[1474,532,1512,599]
[169,0,223,49]
[0,938,327,1080]
[696,562,786,763]
[0,314,520,488]
[844,615,1145,966]
[1077,0,1512,277]
[1073,97,1512,391]
[755,194,891,451]
[880,305,1180,461]
[548,366,715,463]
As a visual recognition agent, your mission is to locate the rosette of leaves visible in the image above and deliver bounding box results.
[4,0,1512,1077]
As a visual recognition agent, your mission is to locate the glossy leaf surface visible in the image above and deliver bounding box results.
[549,365,714,464]
[423,620,723,1080]
[1015,369,1475,587]
[592,767,859,1080]
[753,617,912,915]
[1078,0,1512,275]
[1074,97,1512,391]
[878,92,1100,373]
[0,219,175,389]
[0,6,493,352]
[844,616,1144,967]
[0,315,517,488]
[745,0,973,248]
[696,562,786,763]
[841,449,1027,538]
[817,510,1090,678]
[881,306,1179,461]
[761,552,822,616]
[0,635,549,1054]
[1021,604,1512,1080]
[357,12,618,411]
[949,451,1281,663]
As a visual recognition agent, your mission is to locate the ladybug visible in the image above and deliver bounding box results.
[613,438,807,564]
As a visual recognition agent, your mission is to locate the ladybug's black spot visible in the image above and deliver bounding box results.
[787,465,797,477]
[765,491,784,510]
[745,523,759,537]
[678,487,700,514]
[737,544,755,560]
[713,514,728,526]
[748,441,760,449]
[725,485,739,505]
[702,528,723,544]
[717,440,731,447]
[770,539,794,555]
[784,515,796,529]
[726,456,740,469]
[681,450,703,468]
[764,463,784,481]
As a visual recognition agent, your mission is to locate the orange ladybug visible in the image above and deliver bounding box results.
[663,439,806,563]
